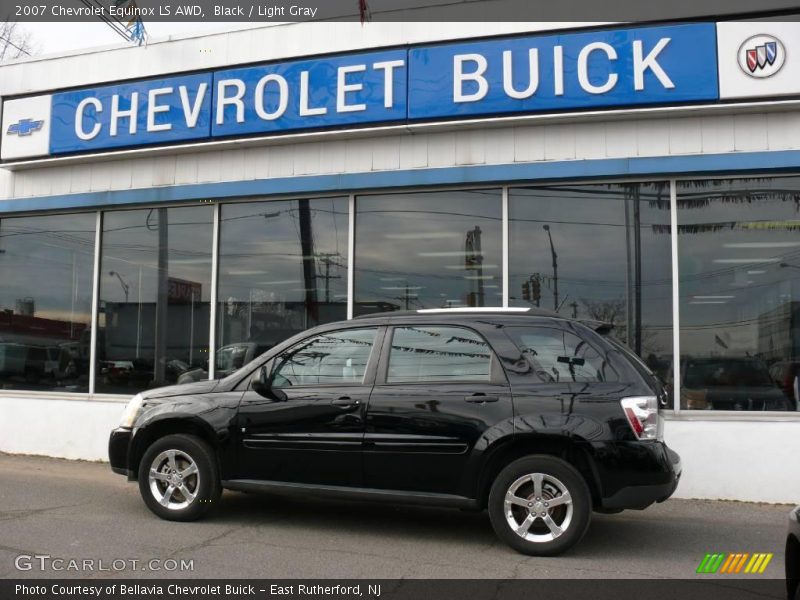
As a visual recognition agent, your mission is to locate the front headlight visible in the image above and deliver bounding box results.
[119,393,144,428]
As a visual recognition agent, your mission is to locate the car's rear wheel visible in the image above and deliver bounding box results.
[137,434,220,521]
[488,455,591,556]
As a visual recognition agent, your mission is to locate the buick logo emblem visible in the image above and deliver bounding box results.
[737,34,786,78]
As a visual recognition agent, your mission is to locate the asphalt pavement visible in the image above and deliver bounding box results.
[0,453,792,580]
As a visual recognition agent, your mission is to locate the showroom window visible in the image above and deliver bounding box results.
[0,213,96,392]
[216,197,349,369]
[509,183,673,381]
[96,207,213,393]
[677,177,800,412]
[386,326,492,383]
[354,190,503,314]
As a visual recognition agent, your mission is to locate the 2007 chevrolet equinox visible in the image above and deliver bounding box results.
[110,307,681,556]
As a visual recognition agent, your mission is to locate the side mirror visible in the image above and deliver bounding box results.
[251,365,288,401]
[251,366,271,398]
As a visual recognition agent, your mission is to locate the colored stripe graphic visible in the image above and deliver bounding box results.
[720,553,736,573]
[697,553,773,574]
[697,553,727,573]
[734,553,750,573]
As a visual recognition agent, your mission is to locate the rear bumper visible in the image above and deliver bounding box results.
[108,427,134,479]
[593,441,681,511]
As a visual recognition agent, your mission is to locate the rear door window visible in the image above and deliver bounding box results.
[506,327,618,383]
[386,326,492,383]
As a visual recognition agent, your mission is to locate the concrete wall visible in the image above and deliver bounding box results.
[0,395,125,462]
[1,394,797,503]
[666,418,800,504]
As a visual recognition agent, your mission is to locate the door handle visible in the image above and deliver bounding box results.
[464,394,499,403]
[331,396,360,408]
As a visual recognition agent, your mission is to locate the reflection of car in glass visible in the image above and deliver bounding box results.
[109,308,681,556]
[769,360,800,411]
[681,357,792,411]
[101,358,192,388]
[788,506,800,600]
[44,346,77,380]
[0,342,47,383]
[177,342,271,383]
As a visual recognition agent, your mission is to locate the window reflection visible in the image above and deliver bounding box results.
[509,184,672,381]
[272,329,376,387]
[0,214,95,392]
[215,197,348,376]
[506,327,618,383]
[387,326,491,383]
[96,207,213,393]
[354,190,503,314]
[677,178,800,411]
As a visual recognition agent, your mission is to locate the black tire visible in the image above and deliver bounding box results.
[137,434,221,521]
[488,455,591,556]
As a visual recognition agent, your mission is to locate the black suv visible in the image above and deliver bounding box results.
[109,308,681,556]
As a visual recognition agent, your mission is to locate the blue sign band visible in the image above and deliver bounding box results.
[51,73,213,154]
[43,23,719,157]
[408,23,719,119]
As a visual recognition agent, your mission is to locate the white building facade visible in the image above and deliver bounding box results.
[0,20,799,503]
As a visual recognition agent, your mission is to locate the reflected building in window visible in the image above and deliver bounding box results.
[354,190,503,314]
[0,214,96,393]
[216,197,349,369]
[677,177,800,411]
[96,207,213,394]
[509,183,673,380]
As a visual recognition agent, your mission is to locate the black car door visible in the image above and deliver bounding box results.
[236,326,383,486]
[363,324,513,497]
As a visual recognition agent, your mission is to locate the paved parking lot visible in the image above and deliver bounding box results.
[0,453,791,580]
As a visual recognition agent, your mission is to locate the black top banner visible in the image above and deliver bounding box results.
[2,0,800,22]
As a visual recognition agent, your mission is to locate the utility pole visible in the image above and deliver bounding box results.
[399,285,416,310]
[465,226,484,307]
[543,225,559,311]
[316,253,342,304]
[298,199,318,326]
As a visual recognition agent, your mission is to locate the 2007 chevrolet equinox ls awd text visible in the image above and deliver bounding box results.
[109,307,681,555]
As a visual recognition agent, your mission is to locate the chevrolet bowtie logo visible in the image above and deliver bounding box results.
[7,119,44,136]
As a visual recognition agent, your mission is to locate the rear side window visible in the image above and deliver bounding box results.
[387,326,492,383]
[507,327,618,383]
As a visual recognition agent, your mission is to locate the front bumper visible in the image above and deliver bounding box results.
[594,441,682,511]
[108,427,133,478]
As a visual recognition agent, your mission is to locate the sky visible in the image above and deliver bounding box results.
[21,22,264,56]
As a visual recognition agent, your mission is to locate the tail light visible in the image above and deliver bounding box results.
[621,396,660,440]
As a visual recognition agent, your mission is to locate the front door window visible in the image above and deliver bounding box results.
[272,328,377,387]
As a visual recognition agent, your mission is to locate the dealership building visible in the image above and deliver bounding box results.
[0,16,798,503]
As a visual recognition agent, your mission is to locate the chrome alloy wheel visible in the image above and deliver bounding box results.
[504,473,573,543]
[148,449,200,511]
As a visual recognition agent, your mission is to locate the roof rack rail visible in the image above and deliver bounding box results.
[416,307,530,314]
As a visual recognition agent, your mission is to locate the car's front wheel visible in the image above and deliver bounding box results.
[137,434,220,521]
[488,455,591,556]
